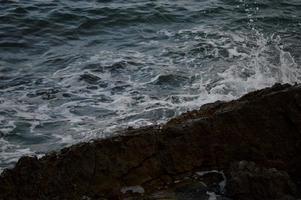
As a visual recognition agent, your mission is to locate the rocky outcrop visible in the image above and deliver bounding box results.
[1,83,301,200]
[226,161,298,200]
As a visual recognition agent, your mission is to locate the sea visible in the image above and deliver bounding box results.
[0,0,300,171]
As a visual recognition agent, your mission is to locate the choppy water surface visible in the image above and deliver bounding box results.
[0,0,301,170]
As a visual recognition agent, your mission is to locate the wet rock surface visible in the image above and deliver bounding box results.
[1,83,301,200]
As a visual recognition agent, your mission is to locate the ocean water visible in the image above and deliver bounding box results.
[0,0,300,171]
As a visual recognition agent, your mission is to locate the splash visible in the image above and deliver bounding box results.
[0,0,300,171]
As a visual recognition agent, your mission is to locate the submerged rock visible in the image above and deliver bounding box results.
[1,83,301,199]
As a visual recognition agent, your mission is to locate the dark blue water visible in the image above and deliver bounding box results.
[0,0,301,170]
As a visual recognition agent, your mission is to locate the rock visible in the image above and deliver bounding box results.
[1,83,301,199]
[226,161,298,200]
[126,174,228,200]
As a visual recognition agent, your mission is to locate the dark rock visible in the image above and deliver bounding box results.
[226,161,298,200]
[127,175,227,200]
[1,84,301,199]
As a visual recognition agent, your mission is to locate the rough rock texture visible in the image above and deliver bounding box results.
[226,161,298,200]
[1,83,301,200]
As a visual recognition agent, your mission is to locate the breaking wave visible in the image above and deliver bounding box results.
[0,0,300,170]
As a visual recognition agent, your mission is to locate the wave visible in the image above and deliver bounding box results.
[1,26,300,171]
[0,0,300,171]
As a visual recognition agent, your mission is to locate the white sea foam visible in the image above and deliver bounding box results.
[207,191,218,200]
[196,170,227,193]
[121,185,145,194]
[0,24,300,171]
[0,138,36,173]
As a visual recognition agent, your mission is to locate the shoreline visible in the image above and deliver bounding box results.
[1,83,301,200]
